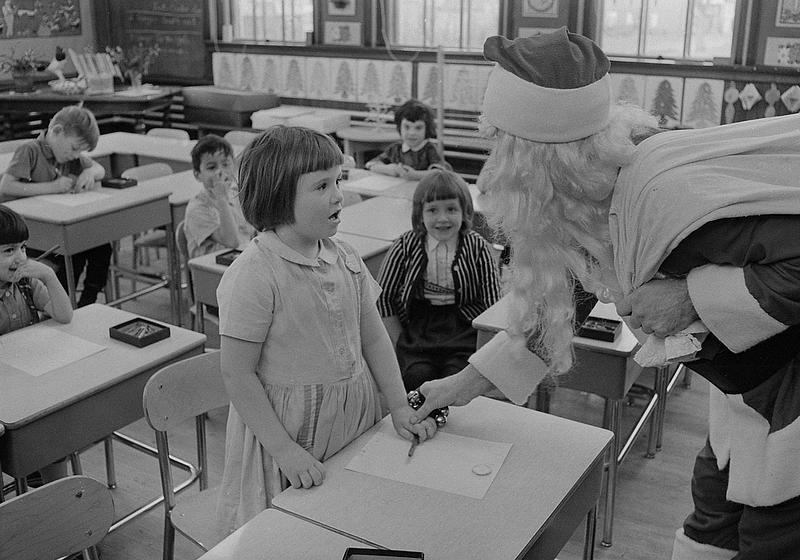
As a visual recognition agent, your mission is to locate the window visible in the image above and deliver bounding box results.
[232,0,314,43]
[598,0,739,60]
[382,0,501,51]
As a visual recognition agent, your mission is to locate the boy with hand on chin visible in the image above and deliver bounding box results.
[0,105,111,307]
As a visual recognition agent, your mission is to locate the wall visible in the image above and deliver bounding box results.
[0,0,96,79]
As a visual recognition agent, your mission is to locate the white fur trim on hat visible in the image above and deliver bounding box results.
[482,64,612,143]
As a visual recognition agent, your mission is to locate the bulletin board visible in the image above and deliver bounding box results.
[0,0,81,39]
[104,0,207,80]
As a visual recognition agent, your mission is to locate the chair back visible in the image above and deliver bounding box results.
[147,127,191,141]
[0,475,114,560]
[223,130,258,146]
[144,350,227,432]
[121,162,174,182]
[175,220,194,298]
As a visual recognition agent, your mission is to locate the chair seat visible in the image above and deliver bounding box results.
[134,229,168,248]
[171,487,223,552]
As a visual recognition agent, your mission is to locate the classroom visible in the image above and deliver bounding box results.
[1,1,799,559]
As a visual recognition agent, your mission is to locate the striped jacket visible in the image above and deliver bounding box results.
[376,230,501,326]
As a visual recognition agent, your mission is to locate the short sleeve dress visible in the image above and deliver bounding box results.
[215,231,383,535]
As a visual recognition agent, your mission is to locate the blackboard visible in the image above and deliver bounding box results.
[106,0,207,81]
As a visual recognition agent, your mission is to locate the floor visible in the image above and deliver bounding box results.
[3,242,709,559]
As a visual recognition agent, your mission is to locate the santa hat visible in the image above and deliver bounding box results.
[482,28,612,143]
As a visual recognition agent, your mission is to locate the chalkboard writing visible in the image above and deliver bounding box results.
[107,0,207,81]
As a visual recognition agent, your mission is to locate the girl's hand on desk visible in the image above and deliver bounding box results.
[396,164,413,179]
[410,366,492,424]
[273,441,325,489]
[13,259,57,283]
[390,404,437,443]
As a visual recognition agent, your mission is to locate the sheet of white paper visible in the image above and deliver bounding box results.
[344,174,407,193]
[345,422,512,499]
[0,326,106,376]
[37,192,111,206]
[112,86,163,97]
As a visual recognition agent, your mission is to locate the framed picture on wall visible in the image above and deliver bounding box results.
[522,0,559,18]
[776,0,800,27]
[328,0,357,17]
[324,21,361,46]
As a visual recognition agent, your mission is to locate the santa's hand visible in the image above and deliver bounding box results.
[616,278,698,338]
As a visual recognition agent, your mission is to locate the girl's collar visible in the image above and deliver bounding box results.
[258,231,337,265]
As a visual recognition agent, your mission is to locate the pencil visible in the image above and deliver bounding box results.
[34,244,60,262]
[408,434,419,458]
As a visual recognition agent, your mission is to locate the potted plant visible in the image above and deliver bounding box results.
[0,47,38,93]
[105,42,160,88]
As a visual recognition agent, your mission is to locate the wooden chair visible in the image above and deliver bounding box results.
[175,220,219,332]
[223,129,258,146]
[147,127,191,141]
[143,350,228,560]
[0,475,114,560]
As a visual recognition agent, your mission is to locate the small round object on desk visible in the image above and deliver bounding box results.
[472,464,493,476]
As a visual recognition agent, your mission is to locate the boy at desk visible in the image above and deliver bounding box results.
[0,204,73,483]
[0,105,111,307]
[364,99,450,180]
[185,134,254,259]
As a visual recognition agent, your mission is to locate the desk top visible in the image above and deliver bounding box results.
[338,196,412,242]
[336,126,400,143]
[473,295,639,356]
[2,182,171,226]
[274,396,611,560]
[90,132,197,163]
[0,86,180,116]
[0,304,206,428]
[198,508,370,560]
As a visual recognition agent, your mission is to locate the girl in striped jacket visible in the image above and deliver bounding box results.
[377,170,502,391]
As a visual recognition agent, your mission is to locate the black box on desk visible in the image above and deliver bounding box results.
[109,317,171,347]
[182,86,279,128]
[577,316,622,342]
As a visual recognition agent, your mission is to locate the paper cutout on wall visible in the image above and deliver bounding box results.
[358,59,383,103]
[723,82,740,124]
[307,57,331,99]
[610,73,646,108]
[780,84,800,112]
[738,83,762,111]
[418,63,442,107]
[764,37,800,68]
[283,57,307,97]
[260,56,283,94]
[645,75,684,127]
[332,58,357,101]
[238,55,257,91]
[763,83,781,117]
[384,61,411,104]
[212,52,236,89]
[681,78,724,129]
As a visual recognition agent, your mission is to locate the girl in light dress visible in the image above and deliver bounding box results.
[215,125,437,535]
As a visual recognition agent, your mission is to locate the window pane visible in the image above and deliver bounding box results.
[466,0,499,51]
[232,0,312,42]
[643,0,687,58]
[390,0,498,50]
[599,0,642,56]
[689,0,736,59]
[393,0,426,47]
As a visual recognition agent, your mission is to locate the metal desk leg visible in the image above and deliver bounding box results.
[600,398,622,548]
[65,254,77,308]
[165,219,182,326]
[583,504,598,560]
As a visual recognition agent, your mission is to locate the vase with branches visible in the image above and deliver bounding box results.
[0,47,38,92]
[105,43,160,88]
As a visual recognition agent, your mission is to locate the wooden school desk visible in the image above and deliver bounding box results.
[335,126,400,167]
[0,304,205,503]
[472,296,667,547]
[198,508,372,560]
[2,182,182,321]
[273,396,613,560]
[0,86,180,133]
[187,234,392,332]
[338,196,412,242]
